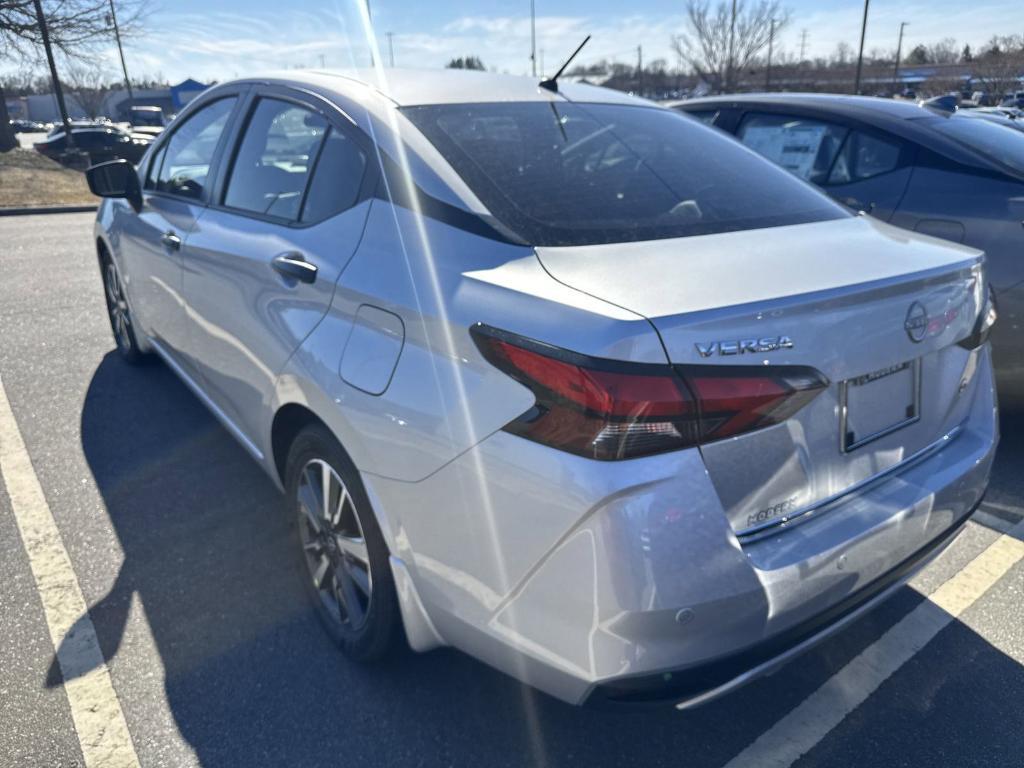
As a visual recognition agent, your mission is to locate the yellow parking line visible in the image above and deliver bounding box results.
[722,520,1024,768]
[0,376,140,768]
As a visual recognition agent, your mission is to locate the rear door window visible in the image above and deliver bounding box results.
[827,131,902,184]
[157,97,237,200]
[737,112,848,184]
[300,128,368,223]
[222,98,327,220]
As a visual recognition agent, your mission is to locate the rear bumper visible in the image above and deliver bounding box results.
[585,508,974,708]
[370,346,998,707]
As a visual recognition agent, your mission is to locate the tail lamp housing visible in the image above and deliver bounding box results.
[958,283,998,351]
[472,324,828,460]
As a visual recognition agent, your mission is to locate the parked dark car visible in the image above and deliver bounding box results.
[34,127,151,166]
[9,119,48,133]
[673,93,1024,402]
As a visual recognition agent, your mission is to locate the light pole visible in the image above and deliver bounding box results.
[892,22,908,95]
[32,0,74,149]
[530,0,537,77]
[107,0,133,100]
[726,0,737,91]
[765,17,775,90]
[854,0,870,94]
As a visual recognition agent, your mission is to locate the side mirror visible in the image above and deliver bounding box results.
[86,159,142,212]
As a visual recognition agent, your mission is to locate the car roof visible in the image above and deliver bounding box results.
[240,67,650,109]
[674,93,931,123]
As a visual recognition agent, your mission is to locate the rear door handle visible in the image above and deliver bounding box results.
[161,231,181,250]
[272,253,317,284]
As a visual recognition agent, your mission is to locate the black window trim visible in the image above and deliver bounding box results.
[207,84,378,229]
[140,88,249,205]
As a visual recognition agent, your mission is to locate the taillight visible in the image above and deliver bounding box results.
[958,283,998,350]
[472,325,828,460]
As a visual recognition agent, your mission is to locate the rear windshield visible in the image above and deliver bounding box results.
[402,101,847,247]
[924,115,1024,176]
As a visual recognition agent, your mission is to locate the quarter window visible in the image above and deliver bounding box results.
[300,128,368,223]
[156,97,236,200]
[827,131,902,184]
[223,98,327,220]
[738,113,848,184]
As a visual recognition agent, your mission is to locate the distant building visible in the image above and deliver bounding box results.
[17,78,210,123]
[170,78,210,110]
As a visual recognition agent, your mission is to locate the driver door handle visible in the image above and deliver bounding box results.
[161,231,181,250]
[272,252,317,284]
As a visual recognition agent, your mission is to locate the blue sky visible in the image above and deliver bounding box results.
[91,0,1024,83]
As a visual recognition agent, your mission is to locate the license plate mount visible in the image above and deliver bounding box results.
[840,359,921,453]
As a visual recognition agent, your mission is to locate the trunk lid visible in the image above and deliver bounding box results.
[534,217,987,537]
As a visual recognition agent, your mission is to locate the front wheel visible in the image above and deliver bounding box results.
[286,425,400,661]
[101,256,146,364]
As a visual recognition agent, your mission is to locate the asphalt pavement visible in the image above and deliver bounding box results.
[1,212,1022,768]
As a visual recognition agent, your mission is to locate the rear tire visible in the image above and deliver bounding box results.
[101,255,146,365]
[285,424,400,662]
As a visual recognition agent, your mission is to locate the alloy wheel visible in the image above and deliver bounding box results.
[296,458,373,631]
[104,261,132,353]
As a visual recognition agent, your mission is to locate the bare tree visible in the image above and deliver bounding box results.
[831,41,853,67]
[0,1,147,151]
[927,38,960,65]
[972,35,1024,99]
[62,60,114,119]
[672,0,789,92]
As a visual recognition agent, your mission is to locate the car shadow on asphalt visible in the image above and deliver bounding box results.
[46,351,1024,768]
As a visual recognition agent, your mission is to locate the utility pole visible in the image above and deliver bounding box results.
[726,0,737,91]
[637,44,643,96]
[539,48,544,77]
[365,0,373,67]
[107,0,133,100]
[386,32,395,67]
[765,18,775,90]
[32,0,74,149]
[530,0,537,76]
[854,0,870,94]
[892,22,908,95]
[318,54,326,68]
[799,29,808,61]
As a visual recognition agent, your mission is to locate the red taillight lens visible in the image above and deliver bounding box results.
[473,325,828,460]
[681,367,829,442]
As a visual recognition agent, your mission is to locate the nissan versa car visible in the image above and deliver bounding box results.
[672,94,1024,400]
[86,70,998,708]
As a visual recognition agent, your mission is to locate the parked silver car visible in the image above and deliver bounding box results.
[86,70,997,707]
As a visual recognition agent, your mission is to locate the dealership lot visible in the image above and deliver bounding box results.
[1,212,1023,767]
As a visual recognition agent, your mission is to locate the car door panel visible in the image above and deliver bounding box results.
[115,93,243,377]
[181,201,373,445]
[117,192,205,375]
[181,90,375,445]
